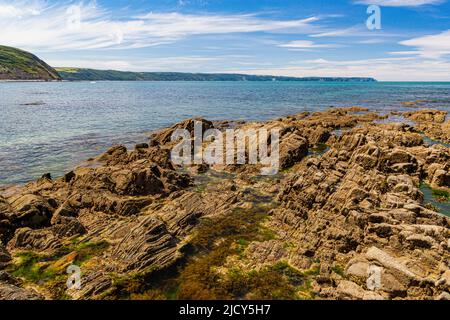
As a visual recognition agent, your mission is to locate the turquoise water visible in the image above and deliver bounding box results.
[420,184,450,216]
[1,81,449,185]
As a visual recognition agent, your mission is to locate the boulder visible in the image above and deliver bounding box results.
[379,149,419,174]
[365,247,420,285]
[110,216,179,271]
[346,260,369,278]
[151,118,214,146]
[431,169,450,188]
[279,132,309,169]
[96,145,128,165]
[110,167,165,196]
[7,228,62,252]
[7,194,54,228]
[336,280,384,300]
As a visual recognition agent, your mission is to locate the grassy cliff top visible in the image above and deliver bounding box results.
[0,45,61,81]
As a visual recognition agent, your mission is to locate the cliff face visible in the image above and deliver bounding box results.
[0,46,60,81]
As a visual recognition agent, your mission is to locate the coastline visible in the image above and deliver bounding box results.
[0,106,449,300]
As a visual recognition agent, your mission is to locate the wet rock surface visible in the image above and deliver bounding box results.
[0,107,449,300]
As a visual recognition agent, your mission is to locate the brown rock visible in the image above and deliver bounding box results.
[0,244,11,267]
[7,193,53,228]
[7,228,62,252]
[404,109,447,123]
[0,283,44,300]
[279,132,309,169]
[110,216,179,271]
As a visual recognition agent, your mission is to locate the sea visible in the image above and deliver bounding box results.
[1,81,450,186]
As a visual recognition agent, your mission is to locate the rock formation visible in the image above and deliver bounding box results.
[0,107,448,300]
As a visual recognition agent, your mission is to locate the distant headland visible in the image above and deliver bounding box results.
[0,45,377,82]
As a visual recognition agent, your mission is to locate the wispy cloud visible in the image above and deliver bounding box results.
[229,56,450,81]
[0,1,320,51]
[0,3,40,17]
[400,30,450,58]
[310,27,362,38]
[354,0,445,7]
[278,40,337,49]
[49,55,229,71]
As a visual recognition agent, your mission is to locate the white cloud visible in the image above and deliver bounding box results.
[358,38,388,44]
[278,40,336,49]
[389,50,421,55]
[355,0,444,7]
[0,3,40,17]
[48,56,222,71]
[0,1,320,51]
[229,56,450,81]
[400,30,450,58]
[310,27,362,38]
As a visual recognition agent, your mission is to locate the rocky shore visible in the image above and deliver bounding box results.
[0,107,449,300]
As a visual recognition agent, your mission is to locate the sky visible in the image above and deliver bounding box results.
[1,0,450,80]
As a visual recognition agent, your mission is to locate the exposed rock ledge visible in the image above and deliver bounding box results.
[0,107,449,300]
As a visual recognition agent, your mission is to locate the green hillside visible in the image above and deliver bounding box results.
[56,67,377,82]
[0,46,61,81]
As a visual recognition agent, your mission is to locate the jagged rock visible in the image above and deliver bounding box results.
[69,271,112,300]
[70,162,191,198]
[365,247,420,285]
[50,201,78,225]
[148,187,238,237]
[151,118,214,146]
[279,131,309,169]
[430,168,450,188]
[6,193,54,228]
[404,109,447,123]
[379,271,407,296]
[64,171,76,183]
[368,224,394,238]
[7,228,62,252]
[1,108,449,300]
[336,280,384,300]
[0,283,44,300]
[303,126,331,145]
[0,271,20,286]
[435,270,450,289]
[110,167,165,196]
[379,149,419,174]
[51,217,86,238]
[135,143,149,150]
[416,122,450,144]
[405,234,435,249]
[160,169,193,192]
[0,197,14,242]
[0,244,11,267]
[346,260,369,278]
[97,145,128,165]
[110,216,179,271]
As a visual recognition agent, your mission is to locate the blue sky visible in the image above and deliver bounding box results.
[1,0,450,80]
